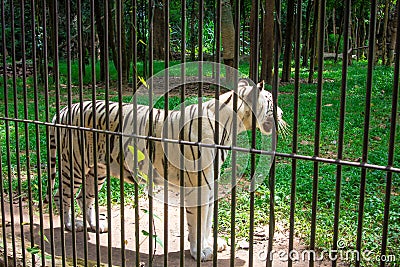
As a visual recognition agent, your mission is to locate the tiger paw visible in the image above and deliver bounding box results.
[190,246,213,262]
[65,220,85,232]
[88,214,108,233]
[206,237,227,252]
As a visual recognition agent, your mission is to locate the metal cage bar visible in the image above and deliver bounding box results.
[332,0,351,266]
[309,0,326,266]
[380,2,400,265]
[230,0,240,266]
[163,1,170,266]
[0,1,399,266]
[196,1,204,264]
[179,2,186,266]
[355,2,377,267]
[288,0,302,266]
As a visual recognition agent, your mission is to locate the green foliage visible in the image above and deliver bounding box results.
[266,60,399,263]
[1,60,399,266]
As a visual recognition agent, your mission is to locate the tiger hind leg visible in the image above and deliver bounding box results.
[76,164,108,233]
[204,198,227,253]
[54,170,85,232]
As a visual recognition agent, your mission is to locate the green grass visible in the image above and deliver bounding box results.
[272,61,399,263]
[1,59,399,265]
[216,60,400,265]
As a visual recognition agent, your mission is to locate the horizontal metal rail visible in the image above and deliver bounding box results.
[1,116,399,174]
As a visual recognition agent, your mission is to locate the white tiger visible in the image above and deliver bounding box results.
[46,79,287,261]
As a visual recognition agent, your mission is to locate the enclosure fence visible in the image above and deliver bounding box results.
[0,0,399,266]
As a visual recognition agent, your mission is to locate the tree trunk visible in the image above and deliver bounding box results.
[249,0,259,81]
[46,0,56,81]
[221,0,235,83]
[281,0,295,82]
[260,0,274,85]
[334,16,343,62]
[308,0,319,83]
[94,0,105,81]
[121,9,128,85]
[153,0,165,60]
[332,8,336,36]
[108,0,118,68]
[190,1,196,61]
[302,0,313,67]
[388,1,399,65]
[382,0,390,65]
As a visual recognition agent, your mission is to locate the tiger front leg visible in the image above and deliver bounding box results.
[185,186,227,262]
[76,166,108,233]
[186,204,213,261]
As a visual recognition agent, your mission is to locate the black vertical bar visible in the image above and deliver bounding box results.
[103,0,112,265]
[229,0,240,266]
[19,1,29,265]
[89,0,100,264]
[131,1,140,266]
[266,1,280,266]
[148,0,155,261]
[116,0,126,265]
[51,0,67,265]
[0,150,7,266]
[380,2,400,265]
[65,0,73,266]
[249,1,259,266]
[52,0,65,265]
[30,1,42,266]
[309,0,325,266]
[76,0,87,265]
[42,0,52,263]
[30,1,43,264]
[9,0,24,264]
[148,0,154,265]
[332,0,351,266]
[163,0,170,265]
[0,0,9,265]
[355,2,376,266]
[66,0,75,265]
[196,0,204,265]
[288,0,301,266]
[213,0,221,265]
[179,1,186,265]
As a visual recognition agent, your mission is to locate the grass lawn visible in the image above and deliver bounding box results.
[0,59,399,265]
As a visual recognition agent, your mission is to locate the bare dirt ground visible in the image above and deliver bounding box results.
[0,189,343,267]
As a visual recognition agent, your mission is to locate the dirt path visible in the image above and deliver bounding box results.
[0,190,339,266]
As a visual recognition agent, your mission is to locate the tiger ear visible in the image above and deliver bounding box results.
[238,78,250,87]
[257,80,265,91]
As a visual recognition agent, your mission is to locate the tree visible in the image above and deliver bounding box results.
[381,0,390,65]
[153,0,166,60]
[94,0,106,81]
[387,1,399,65]
[221,0,235,82]
[189,0,196,61]
[261,0,275,84]
[308,0,319,83]
[281,0,296,82]
[302,0,314,67]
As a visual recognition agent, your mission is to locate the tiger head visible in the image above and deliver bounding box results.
[238,79,288,137]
